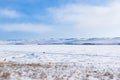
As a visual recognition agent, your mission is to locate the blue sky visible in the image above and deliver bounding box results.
[0,0,120,40]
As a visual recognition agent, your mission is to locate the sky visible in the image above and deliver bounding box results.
[0,0,120,40]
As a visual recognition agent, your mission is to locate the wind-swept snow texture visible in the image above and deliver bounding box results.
[0,45,120,80]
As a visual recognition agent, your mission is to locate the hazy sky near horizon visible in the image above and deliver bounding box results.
[0,0,120,39]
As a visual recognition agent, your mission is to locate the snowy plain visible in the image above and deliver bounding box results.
[0,45,120,64]
[0,45,120,80]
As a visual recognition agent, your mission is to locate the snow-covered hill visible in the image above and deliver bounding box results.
[1,37,120,45]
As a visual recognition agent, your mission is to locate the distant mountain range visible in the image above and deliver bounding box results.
[1,37,120,45]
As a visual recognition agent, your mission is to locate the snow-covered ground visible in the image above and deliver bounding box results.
[0,45,120,64]
[0,45,120,80]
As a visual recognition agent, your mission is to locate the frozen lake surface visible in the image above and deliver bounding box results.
[0,45,120,64]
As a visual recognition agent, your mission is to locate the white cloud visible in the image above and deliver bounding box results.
[48,0,120,37]
[0,9,21,18]
[1,23,54,33]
